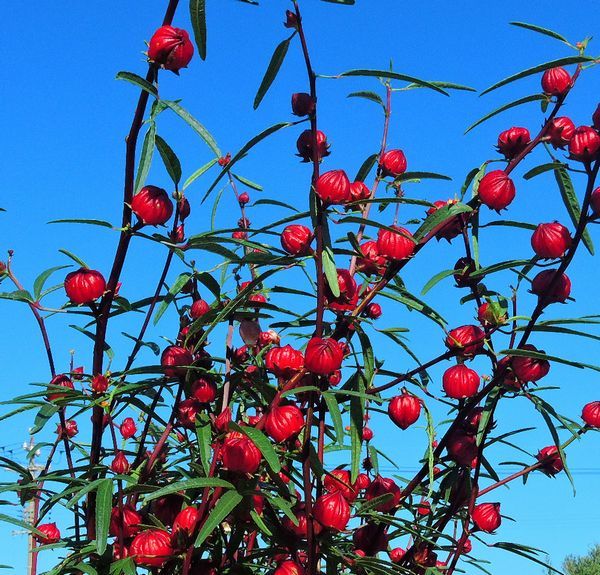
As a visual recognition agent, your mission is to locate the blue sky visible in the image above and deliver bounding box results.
[1,1,600,573]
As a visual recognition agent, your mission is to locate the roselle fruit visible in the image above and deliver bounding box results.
[265,345,304,378]
[472,502,501,533]
[365,475,401,511]
[426,199,464,242]
[131,185,173,226]
[313,491,351,531]
[119,417,137,439]
[304,337,344,375]
[349,180,371,203]
[541,67,571,96]
[497,126,530,159]
[314,170,351,205]
[130,529,173,567]
[453,257,478,288]
[511,344,550,382]
[35,522,61,544]
[445,325,485,357]
[172,506,201,540]
[324,268,358,311]
[274,560,304,575]
[380,149,407,177]
[531,222,571,259]
[531,269,571,303]
[222,431,262,473]
[190,298,211,319]
[281,224,313,256]
[442,364,480,399]
[582,401,600,427]
[46,374,74,402]
[446,431,478,468]
[91,374,109,394]
[356,241,386,275]
[477,170,515,211]
[353,522,388,555]
[377,225,415,260]
[177,398,200,429]
[296,129,330,162]
[148,25,194,73]
[56,419,78,438]
[547,116,575,149]
[191,377,217,403]
[109,504,142,539]
[536,445,564,475]
[64,268,106,304]
[111,451,130,474]
[291,92,315,116]
[389,548,406,563]
[569,126,600,162]
[161,345,193,378]
[264,404,305,443]
[388,393,421,430]
[324,469,357,501]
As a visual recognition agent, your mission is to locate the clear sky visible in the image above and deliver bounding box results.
[1,1,600,573]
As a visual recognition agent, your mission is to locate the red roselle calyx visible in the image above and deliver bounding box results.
[569,126,600,162]
[453,257,478,288]
[191,377,217,403]
[365,302,382,319]
[119,417,137,439]
[161,345,193,378]
[426,199,463,242]
[148,25,194,73]
[130,529,173,568]
[172,506,201,540]
[477,170,516,212]
[353,522,389,556]
[536,445,564,475]
[264,404,305,443]
[349,180,371,203]
[324,269,358,311]
[388,393,421,430]
[591,187,600,216]
[304,337,344,375]
[315,170,352,205]
[275,560,304,575]
[478,301,507,327]
[445,325,485,357]
[56,419,78,438]
[510,344,550,382]
[356,241,386,275]
[64,268,106,305]
[291,92,315,116]
[531,222,572,259]
[377,225,415,260]
[582,401,600,427]
[547,116,576,148]
[531,269,571,303]
[472,502,502,533]
[324,469,357,501]
[365,475,401,511]
[313,491,351,531]
[131,185,173,226]
[109,504,142,538]
[281,224,314,256]
[111,451,130,474]
[46,374,74,402]
[222,430,262,473]
[265,345,304,378]
[190,298,211,319]
[541,67,571,96]
[380,149,407,178]
[442,364,480,399]
[35,523,61,544]
[497,126,530,159]
[296,129,330,162]
[91,373,109,393]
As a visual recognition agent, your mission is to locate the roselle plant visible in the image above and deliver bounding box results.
[1,2,600,575]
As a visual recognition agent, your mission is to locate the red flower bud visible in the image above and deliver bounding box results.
[388,393,421,430]
[130,529,173,567]
[35,522,61,544]
[313,491,350,531]
[324,469,357,501]
[177,398,200,429]
[365,475,401,512]
[531,222,571,259]
[353,522,388,555]
[71,366,84,380]
[547,116,576,149]
[445,325,485,357]
[442,364,480,399]
[284,10,298,29]
[531,269,571,304]
[161,345,193,378]
[362,426,374,441]
[569,126,600,162]
[417,500,431,516]
[131,185,173,226]
[349,181,371,203]
[190,299,210,319]
[178,197,191,220]
[214,407,232,432]
[497,126,530,159]
[148,26,194,73]
[275,560,304,575]
[109,504,142,539]
[325,268,358,311]
[365,303,382,319]
[315,170,352,205]
[218,153,231,167]
[232,230,248,240]
[389,548,406,563]
[380,149,407,178]
[463,539,473,554]
[304,337,344,375]
[477,170,516,211]
[46,374,74,402]
[237,192,250,206]
[356,241,387,275]
[264,404,305,443]
[120,417,137,439]
[56,419,78,438]
[292,92,315,116]
[172,506,201,540]
[591,187,600,216]
[222,430,262,474]
[453,256,478,288]
[426,199,464,242]
[329,370,342,386]
[447,431,478,467]
[472,502,501,533]
[191,377,217,403]
[265,345,304,378]
[377,226,415,260]
[541,67,571,96]
[582,401,600,427]
[111,451,130,474]
[536,445,564,475]
[477,302,507,327]
[281,225,314,256]
[511,344,550,382]
[296,130,330,162]
[64,268,106,305]
[355,473,371,490]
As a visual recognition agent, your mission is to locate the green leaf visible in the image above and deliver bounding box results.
[339,69,449,96]
[32,266,68,300]
[155,135,182,185]
[48,219,113,228]
[510,22,570,45]
[502,348,600,373]
[115,71,158,97]
[322,0,355,4]
[465,94,546,133]
[395,171,451,182]
[153,273,191,326]
[252,198,298,212]
[190,0,207,60]
[355,153,378,182]
[232,173,263,191]
[66,479,106,509]
[0,513,43,537]
[553,164,594,255]
[163,100,221,156]
[95,479,112,555]
[323,392,344,445]
[195,490,243,547]
[202,122,294,202]
[134,122,156,193]
[349,374,366,482]
[421,268,455,296]
[0,290,34,303]
[347,91,384,107]
[145,478,234,502]
[523,161,567,180]
[413,202,471,242]
[183,158,217,190]
[481,55,593,95]
[59,249,88,268]
[405,80,476,92]
[254,35,294,109]
[232,423,281,473]
[31,404,59,434]
[195,415,212,475]
[322,246,340,298]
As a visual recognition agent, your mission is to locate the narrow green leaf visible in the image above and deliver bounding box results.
[466,95,545,133]
[195,491,243,547]
[322,246,339,298]
[0,290,34,303]
[49,219,113,228]
[0,513,43,536]
[355,153,378,182]
[523,161,567,180]
[59,249,88,268]
[33,266,70,301]
[323,392,344,445]
[502,348,600,373]
[134,122,156,193]
[31,404,59,434]
[145,478,233,502]
[254,35,294,109]
[155,135,182,185]
[195,414,212,475]
[95,479,113,555]
[347,91,384,107]
[481,55,593,96]
[395,171,452,182]
[183,158,217,190]
[510,22,570,45]
[232,173,263,191]
[232,423,281,473]
[66,479,105,508]
[339,69,449,96]
[421,269,455,296]
[115,71,158,97]
[414,202,472,242]
[252,198,299,212]
[190,0,207,60]
[153,273,191,326]
[163,100,221,156]
[322,0,355,4]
